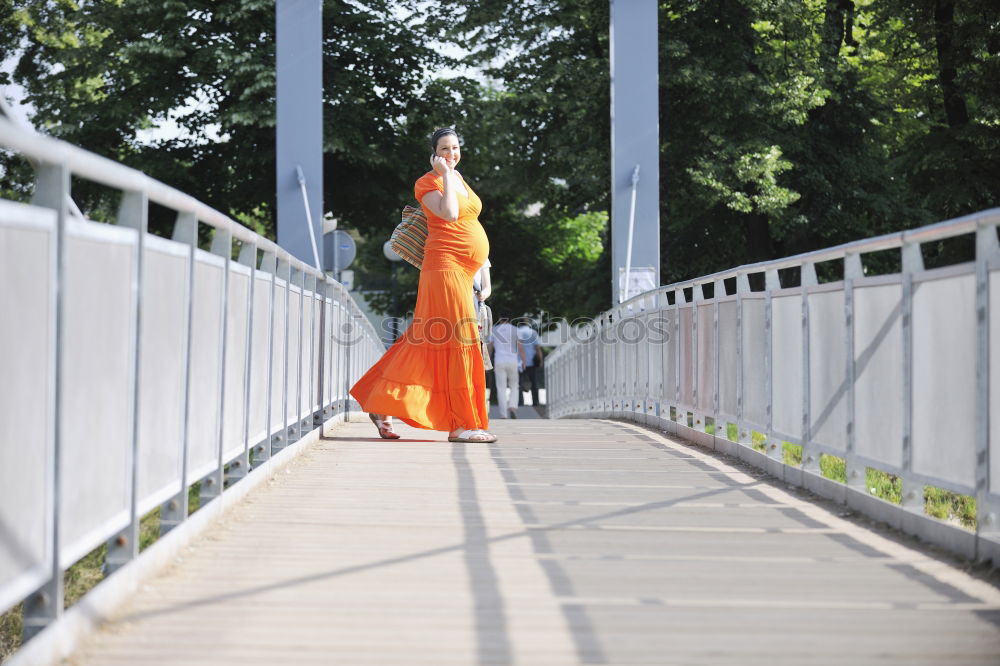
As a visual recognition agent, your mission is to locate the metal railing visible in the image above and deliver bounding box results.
[0,117,383,637]
[547,208,1000,563]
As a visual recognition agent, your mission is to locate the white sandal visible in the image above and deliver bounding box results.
[448,429,497,443]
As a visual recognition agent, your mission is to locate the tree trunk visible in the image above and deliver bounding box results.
[933,0,969,127]
[820,0,847,66]
[743,213,774,263]
[843,1,859,48]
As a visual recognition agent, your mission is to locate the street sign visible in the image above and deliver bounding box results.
[323,229,356,272]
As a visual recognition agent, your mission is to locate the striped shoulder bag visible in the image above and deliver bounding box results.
[389,204,427,269]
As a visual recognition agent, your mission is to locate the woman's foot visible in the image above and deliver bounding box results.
[448,428,497,443]
[369,413,401,439]
[508,408,518,419]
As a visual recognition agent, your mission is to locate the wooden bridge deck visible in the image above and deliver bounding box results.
[66,418,1000,665]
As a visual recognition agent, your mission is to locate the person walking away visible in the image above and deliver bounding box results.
[517,320,544,407]
[490,316,525,419]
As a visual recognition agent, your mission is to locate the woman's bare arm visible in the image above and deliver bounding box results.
[421,156,460,221]
[478,265,492,301]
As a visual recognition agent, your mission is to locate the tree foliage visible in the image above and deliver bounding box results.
[1,0,452,234]
[2,0,997,319]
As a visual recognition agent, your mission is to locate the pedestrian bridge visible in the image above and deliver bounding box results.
[3,120,1000,665]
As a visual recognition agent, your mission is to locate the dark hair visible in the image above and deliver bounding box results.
[429,127,458,152]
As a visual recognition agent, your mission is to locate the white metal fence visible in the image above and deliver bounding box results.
[0,118,383,634]
[547,209,1000,564]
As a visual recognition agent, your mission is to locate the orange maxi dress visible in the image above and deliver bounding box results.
[350,171,490,432]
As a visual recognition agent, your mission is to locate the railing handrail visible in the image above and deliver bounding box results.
[612,207,1000,310]
[0,117,364,311]
[548,207,1000,364]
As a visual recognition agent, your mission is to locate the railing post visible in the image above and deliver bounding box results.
[976,224,1000,559]
[673,287,684,425]
[608,312,614,416]
[608,310,617,414]
[227,240,257,486]
[764,268,781,462]
[323,281,334,420]
[294,269,306,440]
[307,274,318,428]
[22,162,69,641]
[160,212,197,535]
[255,249,277,468]
[273,258,291,452]
[596,314,611,418]
[105,190,147,574]
[692,283,706,432]
[314,277,327,426]
[649,290,663,423]
[608,312,615,417]
[736,272,752,449]
[334,297,345,419]
[800,262,819,474]
[343,305,353,420]
[200,225,232,506]
[844,253,866,491]
[900,241,924,512]
[713,279,725,443]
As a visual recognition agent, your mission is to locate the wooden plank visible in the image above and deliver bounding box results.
[69,418,1000,665]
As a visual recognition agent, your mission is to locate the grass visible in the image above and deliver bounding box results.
[820,454,845,482]
[0,604,22,663]
[783,442,802,466]
[867,467,902,504]
[925,485,977,529]
[698,424,977,530]
[781,451,975,528]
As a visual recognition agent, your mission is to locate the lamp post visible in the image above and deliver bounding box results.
[383,241,404,343]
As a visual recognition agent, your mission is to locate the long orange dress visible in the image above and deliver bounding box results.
[350,171,490,432]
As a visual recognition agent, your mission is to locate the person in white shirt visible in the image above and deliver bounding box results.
[489,316,525,419]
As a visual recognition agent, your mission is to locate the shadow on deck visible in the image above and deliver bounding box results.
[63,418,1000,665]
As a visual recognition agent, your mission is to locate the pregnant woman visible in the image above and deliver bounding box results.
[351,127,497,443]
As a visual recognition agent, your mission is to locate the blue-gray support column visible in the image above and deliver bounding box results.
[277,0,323,265]
[609,0,660,304]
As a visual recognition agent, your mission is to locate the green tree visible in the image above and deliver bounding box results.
[862,0,1000,218]
[0,0,454,237]
[4,0,996,319]
[424,0,613,320]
